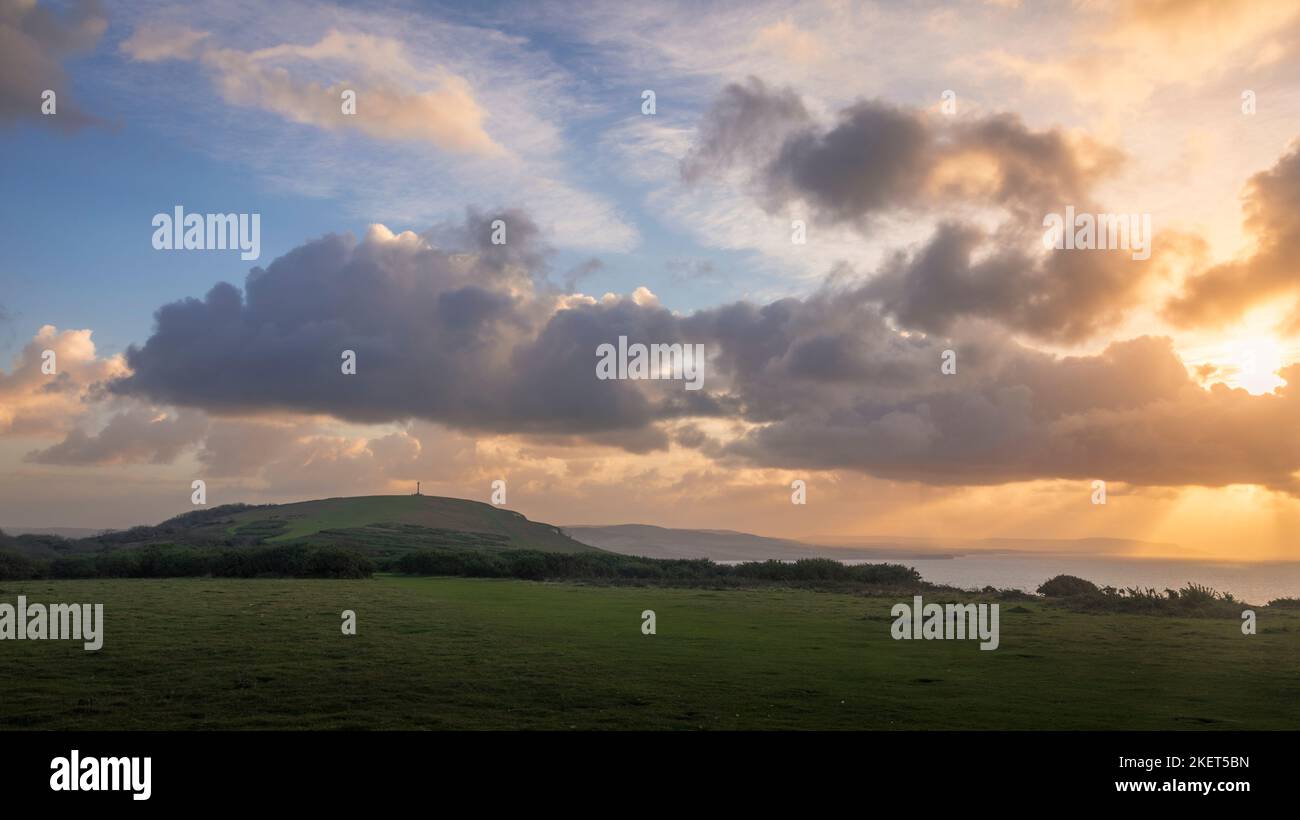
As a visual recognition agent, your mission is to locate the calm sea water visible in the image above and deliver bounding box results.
[847,555,1300,604]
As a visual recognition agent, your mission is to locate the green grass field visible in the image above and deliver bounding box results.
[1,576,1295,730]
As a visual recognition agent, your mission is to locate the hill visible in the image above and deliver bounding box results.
[221,495,595,552]
[570,525,1185,563]
[562,524,946,561]
[563,524,815,561]
[0,528,80,560]
[13,495,601,562]
[0,526,106,539]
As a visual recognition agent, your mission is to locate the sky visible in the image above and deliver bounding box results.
[2,0,1300,560]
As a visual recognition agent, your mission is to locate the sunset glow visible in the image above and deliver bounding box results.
[3,0,1300,563]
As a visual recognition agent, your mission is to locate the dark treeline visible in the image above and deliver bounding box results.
[5,541,1279,609]
[0,543,923,587]
[391,550,924,586]
[0,543,373,580]
[3,546,1276,609]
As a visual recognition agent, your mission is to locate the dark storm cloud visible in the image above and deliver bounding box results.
[682,78,1146,342]
[763,99,932,221]
[723,329,1300,494]
[110,212,708,439]
[679,287,933,423]
[683,278,1300,493]
[665,278,1294,492]
[1165,143,1300,329]
[864,221,1155,343]
[109,207,1300,493]
[0,0,105,131]
[684,77,1120,225]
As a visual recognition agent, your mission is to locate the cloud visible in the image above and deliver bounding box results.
[111,8,636,251]
[680,77,811,184]
[107,210,1300,495]
[990,0,1300,111]
[665,257,722,286]
[0,325,126,437]
[0,325,204,468]
[122,26,502,156]
[714,307,1300,493]
[682,79,1153,342]
[191,419,481,498]
[0,0,106,130]
[865,221,1161,343]
[110,211,692,437]
[196,418,299,477]
[202,425,420,497]
[751,19,824,65]
[117,22,207,62]
[1164,142,1300,329]
[685,78,1121,226]
[24,406,207,466]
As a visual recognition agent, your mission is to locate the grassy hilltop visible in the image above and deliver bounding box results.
[215,494,598,555]
[1,494,600,566]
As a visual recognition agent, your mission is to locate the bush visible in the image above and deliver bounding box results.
[1268,597,1300,609]
[0,550,39,580]
[1037,574,1100,597]
[1046,582,1242,617]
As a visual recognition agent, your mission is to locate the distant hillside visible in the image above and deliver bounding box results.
[0,526,105,539]
[8,495,601,561]
[562,524,941,561]
[0,528,79,560]
[562,525,1179,562]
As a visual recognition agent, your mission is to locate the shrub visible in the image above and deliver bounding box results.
[1047,582,1242,617]
[1037,574,1100,597]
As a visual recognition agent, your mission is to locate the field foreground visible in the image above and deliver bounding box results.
[1,576,1295,730]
